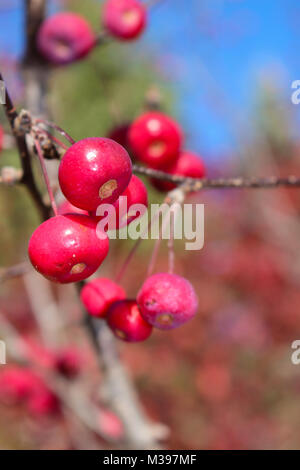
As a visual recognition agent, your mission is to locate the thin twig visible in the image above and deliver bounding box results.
[34,138,58,216]
[35,119,76,145]
[0,72,49,220]
[0,262,31,283]
[133,164,300,191]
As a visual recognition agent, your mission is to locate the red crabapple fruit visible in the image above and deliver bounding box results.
[129,111,182,169]
[27,389,60,417]
[28,214,109,284]
[58,200,88,216]
[0,367,60,416]
[59,137,132,212]
[99,409,124,440]
[115,174,148,228]
[152,151,206,192]
[54,348,82,379]
[37,12,95,65]
[108,123,131,152]
[137,273,198,330]
[103,0,147,41]
[107,300,152,342]
[80,278,126,318]
[0,367,38,404]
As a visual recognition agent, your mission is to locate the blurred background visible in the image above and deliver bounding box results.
[1,0,300,450]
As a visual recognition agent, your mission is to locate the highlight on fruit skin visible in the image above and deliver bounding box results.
[137,272,199,330]
[80,277,126,318]
[37,12,96,65]
[128,111,183,169]
[28,214,109,284]
[58,137,132,212]
[106,299,153,342]
[102,0,147,41]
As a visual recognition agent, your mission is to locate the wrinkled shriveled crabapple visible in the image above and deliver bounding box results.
[107,300,152,342]
[59,137,132,212]
[94,174,148,230]
[137,273,198,330]
[80,278,126,318]
[37,12,95,65]
[58,200,88,216]
[152,151,206,192]
[28,214,109,284]
[103,0,147,41]
[129,111,182,169]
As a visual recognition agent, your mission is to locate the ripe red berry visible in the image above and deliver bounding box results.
[129,112,182,169]
[80,277,126,318]
[107,300,152,342]
[98,408,124,440]
[0,367,38,404]
[108,123,131,152]
[59,137,132,212]
[27,389,60,417]
[116,174,148,228]
[137,273,198,330]
[58,200,88,216]
[103,0,147,41]
[37,12,95,65]
[28,214,109,284]
[0,367,59,416]
[152,151,206,192]
[54,347,82,379]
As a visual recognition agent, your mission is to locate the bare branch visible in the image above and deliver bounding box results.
[0,72,50,220]
[0,262,31,283]
[85,315,167,449]
[133,164,300,192]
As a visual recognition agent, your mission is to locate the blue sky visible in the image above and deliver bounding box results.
[0,0,300,160]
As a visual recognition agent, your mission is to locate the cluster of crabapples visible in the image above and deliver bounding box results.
[0,345,82,417]
[28,127,200,342]
[27,0,206,343]
[37,0,147,65]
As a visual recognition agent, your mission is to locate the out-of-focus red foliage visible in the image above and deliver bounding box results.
[2,155,300,449]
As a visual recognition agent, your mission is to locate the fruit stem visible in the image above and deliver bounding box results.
[115,206,162,284]
[35,118,76,145]
[39,128,69,150]
[34,138,58,216]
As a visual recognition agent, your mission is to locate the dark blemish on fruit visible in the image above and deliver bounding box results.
[99,179,118,199]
